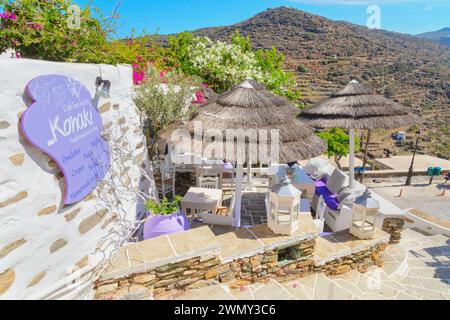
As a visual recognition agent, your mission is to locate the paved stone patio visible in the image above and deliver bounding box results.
[223,191,271,227]
[154,229,450,300]
[365,177,449,221]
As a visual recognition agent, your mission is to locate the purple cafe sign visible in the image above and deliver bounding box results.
[21,75,111,205]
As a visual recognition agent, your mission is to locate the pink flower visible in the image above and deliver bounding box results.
[15,52,21,59]
[202,83,209,89]
[0,11,17,21]
[193,90,205,104]
[133,70,145,85]
[136,56,143,62]
[159,70,168,79]
[28,22,43,30]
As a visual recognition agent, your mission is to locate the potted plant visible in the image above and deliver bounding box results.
[143,196,190,240]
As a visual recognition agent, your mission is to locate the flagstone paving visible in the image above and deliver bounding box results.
[223,192,268,227]
[154,228,450,300]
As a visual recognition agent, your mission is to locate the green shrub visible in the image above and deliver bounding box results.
[1,1,302,103]
[185,31,300,99]
[318,128,360,170]
[0,0,110,62]
[0,0,159,65]
[297,64,308,73]
[145,196,183,215]
[133,66,200,158]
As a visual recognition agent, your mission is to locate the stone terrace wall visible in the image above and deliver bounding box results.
[314,242,387,276]
[94,224,392,300]
[94,238,316,300]
[382,218,405,244]
[0,59,156,299]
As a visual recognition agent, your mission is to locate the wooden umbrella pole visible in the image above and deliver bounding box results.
[360,129,372,184]
[349,129,356,190]
[234,163,243,228]
[245,158,253,191]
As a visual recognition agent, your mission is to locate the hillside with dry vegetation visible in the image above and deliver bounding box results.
[192,7,449,159]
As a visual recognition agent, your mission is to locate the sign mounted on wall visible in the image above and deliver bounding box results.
[21,74,111,205]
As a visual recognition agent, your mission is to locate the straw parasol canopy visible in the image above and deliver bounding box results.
[160,79,326,163]
[299,80,419,130]
[298,80,420,189]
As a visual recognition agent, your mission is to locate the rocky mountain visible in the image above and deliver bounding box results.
[191,7,449,159]
[418,28,450,47]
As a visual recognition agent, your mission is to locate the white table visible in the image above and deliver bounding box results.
[181,187,223,220]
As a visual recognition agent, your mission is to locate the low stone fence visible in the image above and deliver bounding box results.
[313,242,387,276]
[95,239,316,300]
[382,218,405,244]
[94,219,391,300]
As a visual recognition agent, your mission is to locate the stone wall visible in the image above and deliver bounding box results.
[94,239,315,300]
[313,242,388,276]
[94,237,390,300]
[0,59,156,299]
[382,218,405,244]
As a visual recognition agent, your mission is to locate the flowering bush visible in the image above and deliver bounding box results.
[0,0,160,66]
[0,0,111,62]
[133,66,202,158]
[188,37,262,92]
[184,31,300,99]
[0,1,301,103]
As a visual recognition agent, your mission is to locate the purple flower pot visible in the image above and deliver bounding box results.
[143,211,190,240]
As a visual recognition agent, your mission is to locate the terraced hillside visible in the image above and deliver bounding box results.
[192,7,450,159]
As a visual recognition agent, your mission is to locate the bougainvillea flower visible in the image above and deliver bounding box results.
[159,70,168,79]
[28,22,43,30]
[0,11,17,20]
[193,90,205,104]
[133,70,145,85]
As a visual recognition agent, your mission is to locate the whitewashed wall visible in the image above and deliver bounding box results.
[0,59,156,300]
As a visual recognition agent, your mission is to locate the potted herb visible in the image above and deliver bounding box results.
[143,196,190,240]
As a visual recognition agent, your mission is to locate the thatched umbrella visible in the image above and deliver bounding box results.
[299,80,419,189]
[161,79,326,227]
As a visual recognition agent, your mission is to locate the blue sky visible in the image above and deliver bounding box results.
[80,0,449,37]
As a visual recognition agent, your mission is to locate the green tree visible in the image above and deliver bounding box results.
[231,30,251,52]
[318,128,360,170]
[166,31,196,73]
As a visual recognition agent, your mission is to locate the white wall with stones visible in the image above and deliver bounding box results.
[0,59,156,299]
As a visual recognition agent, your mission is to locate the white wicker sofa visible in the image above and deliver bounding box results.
[305,158,406,233]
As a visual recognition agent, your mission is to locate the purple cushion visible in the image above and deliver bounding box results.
[324,195,340,211]
[315,180,340,211]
